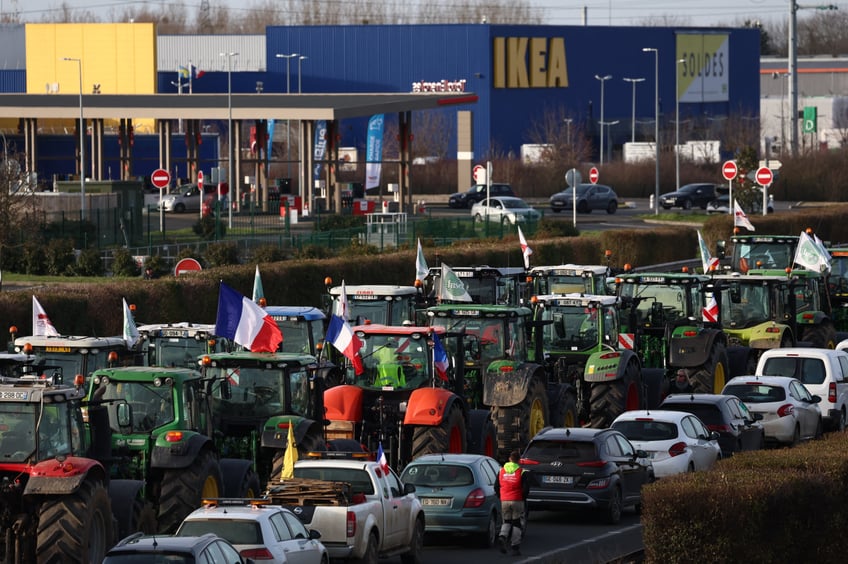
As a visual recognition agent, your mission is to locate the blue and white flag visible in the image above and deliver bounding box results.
[313,119,327,181]
[365,114,384,190]
[266,119,275,156]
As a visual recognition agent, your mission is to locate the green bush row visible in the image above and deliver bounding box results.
[642,432,848,564]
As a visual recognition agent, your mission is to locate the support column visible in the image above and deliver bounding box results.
[301,120,314,215]
[234,119,242,212]
[399,111,412,214]
[328,120,340,214]
[456,110,473,191]
[91,118,103,181]
[24,118,37,176]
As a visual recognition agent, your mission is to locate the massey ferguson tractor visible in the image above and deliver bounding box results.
[0,374,121,563]
[323,324,493,468]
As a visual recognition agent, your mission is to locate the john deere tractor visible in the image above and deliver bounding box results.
[198,351,327,484]
[614,272,730,394]
[425,305,567,462]
[530,294,644,429]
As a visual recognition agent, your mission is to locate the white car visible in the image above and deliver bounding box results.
[471,196,541,224]
[611,410,721,478]
[176,499,329,564]
[722,375,823,446]
[158,184,203,213]
[757,348,848,431]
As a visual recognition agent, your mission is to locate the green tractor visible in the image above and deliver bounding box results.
[709,273,798,373]
[198,351,327,484]
[719,234,799,274]
[424,304,565,461]
[530,294,643,429]
[527,264,612,298]
[614,272,730,394]
[423,265,527,306]
[87,366,228,533]
[748,268,837,349]
[136,322,232,368]
[827,247,848,339]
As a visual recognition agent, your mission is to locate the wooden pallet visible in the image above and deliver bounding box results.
[264,477,352,506]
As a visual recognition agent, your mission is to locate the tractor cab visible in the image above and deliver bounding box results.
[136,322,231,368]
[424,265,527,306]
[12,334,139,383]
[327,284,420,326]
[528,264,611,298]
[265,306,327,355]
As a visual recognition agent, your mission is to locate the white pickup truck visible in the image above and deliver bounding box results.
[265,459,425,564]
[757,347,848,431]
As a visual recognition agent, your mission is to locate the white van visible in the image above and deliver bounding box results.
[756,348,848,432]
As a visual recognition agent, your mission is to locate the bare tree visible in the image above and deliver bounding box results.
[0,151,41,273]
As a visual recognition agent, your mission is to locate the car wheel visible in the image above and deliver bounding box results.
[605,486,622,525]
[474,214,484,223]
[814,417,823,440]
[577,201,589,214]
[791,425,801,447]
[400,517,424,564]
[687,462,695,473]
[479,511,500,548]
[682,199,692,210]
[606,200,617,214]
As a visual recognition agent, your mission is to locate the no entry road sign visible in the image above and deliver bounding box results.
[151,168,171,189]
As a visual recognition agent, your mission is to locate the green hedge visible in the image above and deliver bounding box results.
[642,433,848,563]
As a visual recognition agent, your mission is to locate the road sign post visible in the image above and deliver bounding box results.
[589,166,599,184]
[151,168,171,233]
[564,168,582,229]
[721,160,737,216]
[174,258,202,276]
[756,166,774,217]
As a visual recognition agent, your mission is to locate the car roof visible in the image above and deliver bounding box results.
[405,453,497,465]
[183,504,286,520]
[760,347,848,360]
[530,426,612,441]
[662,393,735,406]
[109,533,220,554]
[725,375,797,387]
[612,410,693,424]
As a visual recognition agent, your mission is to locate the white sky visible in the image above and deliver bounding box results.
[3,0,807,28]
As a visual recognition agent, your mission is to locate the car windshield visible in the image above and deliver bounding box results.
[760,357,826,385]
[523,439,597,462]
[502,199,529,209]
[661,403,722,425]
[401,463,474,487]
[724,383,786,403]
[178,519,262,545]
[562,186,589,197]
[612,420,679,441]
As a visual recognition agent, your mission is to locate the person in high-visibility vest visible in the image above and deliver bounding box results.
[494,450,530,556]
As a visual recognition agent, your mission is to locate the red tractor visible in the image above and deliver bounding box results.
[0,373,123,562]
[323,324,494,468]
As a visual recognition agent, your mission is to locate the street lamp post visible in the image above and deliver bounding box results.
[623,77,644,143]
[220,51,238,229]
[675,58,685,191]
[594,74,612,165]
[642,48,659,215]
[62,57,85,219]
[275,53,298,190]
[298,55,308,94]
[600,120,620,163]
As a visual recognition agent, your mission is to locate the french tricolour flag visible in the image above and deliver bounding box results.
[326,314,364,375]
[377,442,390,474]
[215,282,283,352]
[432,333,449,381]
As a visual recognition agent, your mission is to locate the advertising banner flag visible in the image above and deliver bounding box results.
[313,120,327,181]
[365,114,384,190]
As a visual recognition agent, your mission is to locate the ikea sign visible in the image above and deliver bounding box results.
[492,37,568,89]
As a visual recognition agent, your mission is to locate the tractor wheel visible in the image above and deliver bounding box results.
[493,376,548,462]
[804,322,837,349]
[131,499,158,535]
[468,409,497,458]
[36,478,114,564]
[220,459,262,498]
[588,362,640,429]
[270,430,325,481]
[158,450,222,534]
[691,342,730,394]
[550,385,578,428]
[411,402,467,460]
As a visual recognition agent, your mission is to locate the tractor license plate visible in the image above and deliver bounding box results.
[542,475,573,485]
[421,497,452,506]
[0,391,28,400]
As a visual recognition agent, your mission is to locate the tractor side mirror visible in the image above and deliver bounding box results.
[117,402,132,428]
[219,378,232,400]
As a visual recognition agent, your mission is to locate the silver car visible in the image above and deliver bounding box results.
[158,184,203,213]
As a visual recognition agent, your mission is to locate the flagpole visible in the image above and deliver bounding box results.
[189,61,193,94]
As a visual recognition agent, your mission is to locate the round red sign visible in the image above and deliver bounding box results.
[755,166,773,186]
[721,160,738,181]
[589,167,599,184]
[151,168,171,189]
[197,171,204,190]
[174,258,202,276]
